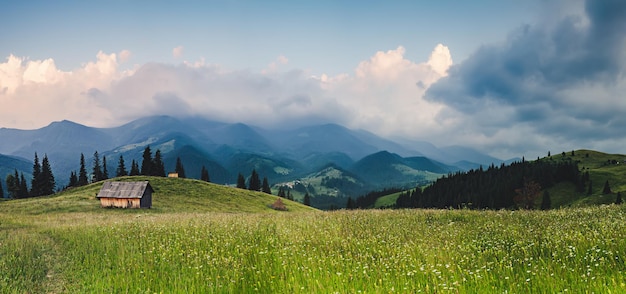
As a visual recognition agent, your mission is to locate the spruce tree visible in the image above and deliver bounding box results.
[68,171,78,188]
[616,192,623,205]
[102,156,109,180]
[277,186,285,198]
[346,197,355,209]
[40,154,55,195]
[130,159,140,176]
[175,157,186,178]
[200,166,210,182]
[587,180,593,195]
[78,153,88,186]
[261,177,271,194]
[248,169,261,191]
[92,151,103,182]
[303,193,311,206]
[0,177,3,198]
[116,155,128,177]
[31,153,42,197]
[152,150,165,177]
[236,173,246,189]
[141,146,153,176]
[19,173,29,199]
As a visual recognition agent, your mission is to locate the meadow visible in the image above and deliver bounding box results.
[2,204,625,293]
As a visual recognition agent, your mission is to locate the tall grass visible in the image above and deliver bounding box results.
[0,206,613,292]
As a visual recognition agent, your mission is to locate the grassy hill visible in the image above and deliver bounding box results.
[0,176,316,215]
[372,149,626,209]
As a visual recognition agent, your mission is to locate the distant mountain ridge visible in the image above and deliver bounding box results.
[0,115,506,199]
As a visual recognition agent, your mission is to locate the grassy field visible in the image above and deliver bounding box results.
[2,177,626,293]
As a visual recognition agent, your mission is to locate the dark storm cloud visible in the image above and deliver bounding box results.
[425,0,626,151]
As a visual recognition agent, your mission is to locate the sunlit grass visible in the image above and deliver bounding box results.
[1,205,625,292]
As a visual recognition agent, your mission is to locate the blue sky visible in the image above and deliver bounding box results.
[2,0,625,159]
[3,0,537,74]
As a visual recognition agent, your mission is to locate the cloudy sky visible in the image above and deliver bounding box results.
[1,0,625,159]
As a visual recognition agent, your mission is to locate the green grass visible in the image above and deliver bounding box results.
[1,207,626,292]
[2,166,626,292]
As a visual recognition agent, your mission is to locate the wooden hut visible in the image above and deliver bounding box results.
[96,181,153,208]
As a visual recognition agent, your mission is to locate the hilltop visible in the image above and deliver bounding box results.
[370,149,626,209]
[0,176,316,214]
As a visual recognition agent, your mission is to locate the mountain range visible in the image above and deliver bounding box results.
[0,115,514,199]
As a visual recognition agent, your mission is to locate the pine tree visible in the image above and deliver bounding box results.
[540,190,551,210]
[78,153,88,186]
[616,192,623,205]
[40,154,55,195]
[603,180,612,194]
[346,197,355,209]
[19,173,28,199]
[141,146,153,176]
[236,173,247,189]
[68,171,78,188]
[200,166,210,182]
[248,169,261,191]
[102,156,109,180]
[152,150,165,177]
[277,186,286,198]
[92,151,103,182]
[116,155,128,177]
[303,193,311,206]
[175,157,186,178]
[130,159,140,176]
[30,153,42,197]
[261,177,271,194]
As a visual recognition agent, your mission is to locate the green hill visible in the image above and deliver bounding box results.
[373,149,626,209]
[543,149,626,207]
[0,176,317,214]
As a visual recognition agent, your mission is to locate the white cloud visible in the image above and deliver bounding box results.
[0,45,453,152]
[172,46,184,59]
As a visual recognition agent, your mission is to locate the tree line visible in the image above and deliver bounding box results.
[5,153,55,199]
[392,158,582,210]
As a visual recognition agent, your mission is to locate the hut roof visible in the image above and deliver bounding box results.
[97,181,153,199]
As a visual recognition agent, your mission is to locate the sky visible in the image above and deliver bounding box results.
[1,0,625,159]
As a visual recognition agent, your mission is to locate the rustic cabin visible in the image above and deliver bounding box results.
[167,172,179,178]
[96,181,153,208]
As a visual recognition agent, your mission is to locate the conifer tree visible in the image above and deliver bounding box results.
[236,173,246,189]
[277,186,286,198]
[78,153,88,186]
[102,156,109,180]
[40,154,55,195]
[303,192,311,206]
[116,155,128,177]
[261,177,271,194]
[19,173,29,198]
[200,166,210,182]
[152,149,165,177]
[346,197,355,209]
[141,146,153,176]
[68,171,78,188]
[92,151,103,182]
[175,157,186,178]
[0,177,3,198]
[130,159,140,176]
[616,192,623,205]
[587,180,593,195]
[248,169,261,191]
[30,153,42,197]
